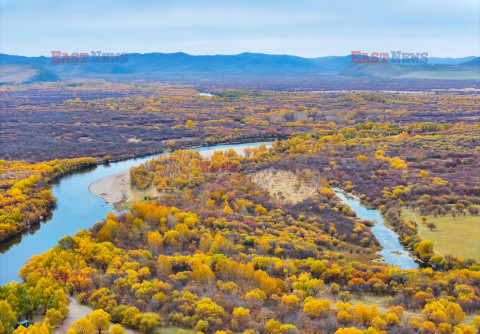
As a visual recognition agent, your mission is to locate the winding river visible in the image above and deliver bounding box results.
[0,142,417,285]
[334,189,418,270]
[0,142,270,285]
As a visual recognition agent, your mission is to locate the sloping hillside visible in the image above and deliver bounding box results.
[339,62,480,80]
[0,64,59,83]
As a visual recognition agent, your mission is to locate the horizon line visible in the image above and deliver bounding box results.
[1,51,478,60]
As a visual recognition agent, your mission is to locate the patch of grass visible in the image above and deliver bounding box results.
[115,185,159,211]
[401,208,480,261]
[131,185,158,202]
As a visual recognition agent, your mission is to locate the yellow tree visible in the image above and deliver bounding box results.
[195,298,225,320]
[445,302,465,326]
[320,187,335,199]
[147,231,163,253]
[473,316,480,331]
[303,298,330,318]
[108,324,125,334]
[0,300,17,334]
[233,307,250,328]
[69,317,95,334]
[185,120,196,129]
[45,308,64,327]
[356,155,367,163]
[265,320,281,334]
[89,309,111,334]
[191,262,215,284]
[281,295,300,310]
[138,313,162,333]
[415,240,435,262]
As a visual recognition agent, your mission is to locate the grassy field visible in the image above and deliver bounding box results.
[401,208,480,261]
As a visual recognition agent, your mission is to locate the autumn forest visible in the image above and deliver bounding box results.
[1,81,480,334]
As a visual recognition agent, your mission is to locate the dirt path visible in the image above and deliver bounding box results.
[55,297,140,334]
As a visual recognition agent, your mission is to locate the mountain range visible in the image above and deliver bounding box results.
[0,52,478,83]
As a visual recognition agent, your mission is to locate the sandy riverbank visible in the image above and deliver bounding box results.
[88,168,131,205]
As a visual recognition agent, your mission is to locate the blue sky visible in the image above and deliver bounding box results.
[1,0,479,57]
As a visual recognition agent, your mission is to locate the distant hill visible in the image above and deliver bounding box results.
[339,61,480,80]
[312,55,353,72]
[0,52,478,82]
[124,52,327,74]
[459,57,480,68]
[429,56,476,65]
[0,52,326,80]
[0,64,59,83]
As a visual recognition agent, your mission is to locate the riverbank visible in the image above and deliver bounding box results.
[88,169,131,205]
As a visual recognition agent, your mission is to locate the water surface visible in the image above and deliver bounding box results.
[334,189,418,269]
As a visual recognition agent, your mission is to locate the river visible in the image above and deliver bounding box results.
[0,142,270,285]
[334,189,418,270]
